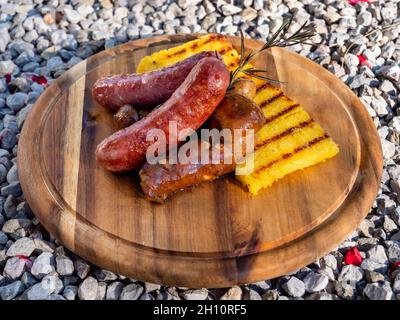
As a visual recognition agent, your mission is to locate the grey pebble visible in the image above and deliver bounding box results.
[6,237,35,257]
[23,273,63,300]
[63,285,78,300]
[56,255,74,276]
[78,276,98,300]
[1,181,22,197]
[303,272,329,292]
[0,129,17,150]
[93,268,118,281]
[181,288,208,300]
[0,281,25,300]
[74,259,90,279]
[120,283,144,300]
[363,282,393,300]
[4,256,27,279]
[106,281,124,300]
[21,271,38,287]
[6,93,26,112]
[6,164,18,184]
[31,252,56,279]
[282,277,305,298]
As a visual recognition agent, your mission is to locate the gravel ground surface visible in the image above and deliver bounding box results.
[0,0,399,300]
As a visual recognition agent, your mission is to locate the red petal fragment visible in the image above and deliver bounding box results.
[389,261,400,274]
[16,255,33,268]
[348,0,370,5]
[31,74,48,86]
[344,246,363,266]
[356,54,373,68]
[5,74,11,84]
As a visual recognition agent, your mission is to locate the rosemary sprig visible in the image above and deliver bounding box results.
[228,16,317,89]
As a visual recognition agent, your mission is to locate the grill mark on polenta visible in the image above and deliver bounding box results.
[264,104,300,124]
[258,92,284,108]
[202,34,224,45]
[256,82,278,93]
[253,134,329,175]
[218,47,232,55]
[190,43,199,50]
[172,48,187,56]
[255,120,315,149]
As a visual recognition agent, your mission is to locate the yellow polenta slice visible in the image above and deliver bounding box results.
[236,82,339,195]
[137,34,242,73]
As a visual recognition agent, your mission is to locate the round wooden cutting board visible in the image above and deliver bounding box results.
[18,34,382,288]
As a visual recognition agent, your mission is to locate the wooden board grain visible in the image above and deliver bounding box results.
[18,34,382,288]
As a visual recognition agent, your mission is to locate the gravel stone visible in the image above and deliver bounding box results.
[4,256,27,279]
[361,259,387,273]
[386,242,400,263]
[364,282,393,300]
[0,231,8,245]
[56,255,74,276]
[23,273,63,300]
[21,272,38,287]
[220,286,242,300]
[78,276,99,300]
[262,289,279,300]
[181,288,208,300]
[1,182,22,197]
[6,237,35,257]
[119,283,144,300]
[2,218,31,234]
[0,129,16,150]
[106,281,124,300]
[334,281,356,300]
[31,252,56,279]
[367,245,388,264]
[221,4,241,16]
[0,281,25,300]
[144,282,161,293]
[6,93,26,112]
[74,259,90,279]
[365,270,385,283]
[63,285,78,300]
[282,277,305,297]
[303,272,329,292]
[6,164,18,184]
[338,265,363,283]
[243,288,262,300]
[93,268,117,281]
[96,281,107,300]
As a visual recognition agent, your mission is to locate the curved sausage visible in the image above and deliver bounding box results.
[95,57,230,172]
[92,51,219,111]
[140,146,235,203]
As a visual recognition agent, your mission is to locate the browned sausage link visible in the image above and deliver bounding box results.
[207,93,265,132]
[113,104,139,129]
[92,51,220,111]
[140,147,236,203]
[95,57,230,172]
[139,94,266,203]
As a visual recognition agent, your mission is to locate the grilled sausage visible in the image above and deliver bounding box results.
[229,79,257,100]
[95,57,230,172]
[92,51,219,111]
[113,104,139,129]
[140,145,236,203]
[207,93,265,132]
[139,94,266,202]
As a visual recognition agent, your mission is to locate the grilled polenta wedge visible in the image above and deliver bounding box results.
[236,82,339,195]
[137,33,246,74]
